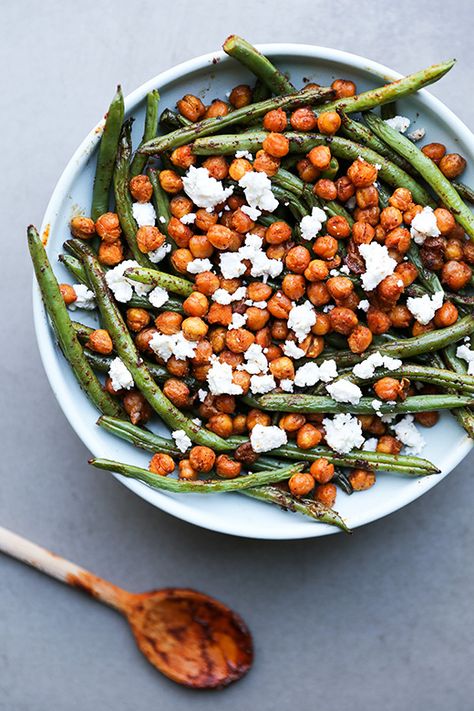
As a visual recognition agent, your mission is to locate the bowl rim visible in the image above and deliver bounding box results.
[33,43,474,540]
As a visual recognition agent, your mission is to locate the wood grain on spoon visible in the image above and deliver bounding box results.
[0,526,253,689]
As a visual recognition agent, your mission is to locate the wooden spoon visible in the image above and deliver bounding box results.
[0,526,253,688]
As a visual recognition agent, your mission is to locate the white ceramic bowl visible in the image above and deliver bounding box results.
[34,44,474,539]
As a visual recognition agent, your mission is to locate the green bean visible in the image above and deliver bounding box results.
[192,130,435,206]
[130,90,160,177]
[242,486,350,532]
[159,108,192,130]
[340,113,416,174]
[336,362,474,393]
[252,77,272,102]
[91,86,124,221]
[271,184,308,219]
[90,457,303,493]
[380,102,397,120]
[442,345,474,438]
[322,59,455,114]
[73,240,232,451]
[124,266,194,296]
[113,119,153,267]
[140,86,332,155]
[332,470,354,496]
[364,113,474,239]
[320,157,339,180]
[249,393,473,415]
[98,415,181,455]
[148,168,172,237]
[407,243,444,294]
[222,34,296,95]
[27,227,122,417]
[452,181,474,204]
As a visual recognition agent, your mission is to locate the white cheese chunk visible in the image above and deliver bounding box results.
[410,206,441,245]
[182,166,233,209]
[391,415,425,455]
[132,201,156,227]
[172,429,192,453]
[323,413,364,454]
[299,206,327,241]
[359,242,397,291]
[250,424,287,453]
[108,357,134,391]
[406,290,444,325]
[326,379,363,405]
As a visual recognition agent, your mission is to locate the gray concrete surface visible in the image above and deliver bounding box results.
[1,1,474,708]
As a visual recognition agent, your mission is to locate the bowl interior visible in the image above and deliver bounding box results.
[34,44,474,539]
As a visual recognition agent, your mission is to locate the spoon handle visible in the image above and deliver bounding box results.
[0,525,128,612]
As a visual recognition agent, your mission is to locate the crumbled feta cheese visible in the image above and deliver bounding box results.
[319,359,339,382]
[456,344,474,375]
[182,166,233,209]
[238,171,278,214]
[410,206,441,245]
[219,252,247,279]
[250,424,287,453]
[294,363,321,387]
[329,269,340,277]
[299,206,327,241]
[352,352,402,379]
[241,204,261,220]
[235,149,253,161]
[322,304,335,313]
[358,299,370,312]
[326,379,363,405]
[148,286,169,308]
[105,260,144,303]
[158,215,166,224]
[250,373,276,394]
[180,212,196,225]
[287,300,316,342]
[172,429,192,453]
[362,437,378,452]
[186,258,214,274]
[340,265,350,275]
[108,357,134,391]
[346,195,357,210]
[213,286,247,305]
[149,331,197,362]
[371,399,382,412]
[229,233,283,281]
[228,312,248,330]
[282,340,306,359]
[406,290,444,325]
[206,357,243,395]
[192,417,202,426]
[384,115,411,133]
[245,299,267,309]
[323,413,364,454]
[280,379,294,392]
[392,415,425,455]
[197,389,208,402]
[68,284,96,310]
[132,201,156,227]
[238,343,268,375]
[148,242,172,263]
[359,242,397,290]
[407,127,426,142]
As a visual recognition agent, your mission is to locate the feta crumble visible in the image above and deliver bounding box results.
[384,115,411,133]
[241,205,262,221]
[105,260,144,303]
[406,290,444,325]
[359,242,397,291]
[294,362,321,387]
[410,206,440,245]
[132,201,156,227]
[197,389,208,402]
[149,331,197,362]
[219,252,247,279]
[182,166,233,209]
[250,373,276,394]
[280,378,294,392]
[323,413,364,454]
[68,284,96,310]
[213,286,247,305]
[456,344,474,375]
[362,437,378,452]
[238,343,268,375]
[352,352,402,379]
[391,415,425,455]
[206,357,243,395]
[148,286,169,308]
[319,360,339,382]
[148,242,172,264]
[287,300,316,342]
[228,312,248,330]
[172,429,192,453]
[407,127,426,142]
[186,258,214,274]
[299,206,327,241]
[108,357,134,391]
[326,379,363,405]
[371,399,382,412]
[238,171,278,214]
[358,299,370,312]
[180,212,196,225]
[250,424,287,453]
[245,299,267,310]
[282,340,306,359]
[235,149,253,161]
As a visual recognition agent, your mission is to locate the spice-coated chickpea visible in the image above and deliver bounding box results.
[189,446,216,474]
[314,482,337,507]
[253,150,281,176]
[204,99,229,118]
[134,327,158,355]
[263,108,288,132]
[167,356,190,378]
[230,208,255,234]
[193,209,217,233]
[269,356,295,381]
[373,377,404,401]
[266,244,287,260]
[326,215,351,239]
[149,453,175,477]
[311,312,331,336]
[201,156,228,181]
[376,435,402,455]
[225,327,255,354]
[307,281,331,307]
[262,132,290,158]
[313,235,338,259]
[255,327,272,349]
[207,413,234,438]
[434,301,458,327]
[170,195,194,219]
[265,344,284,361]
[351,221,375,245]
[194,271,220,296]
[125,308,151,333]
[347,159,378,188]
[336,290,360,311]
[247,282,272,302]
[385,227,411,254]
[136,226,165,253]
[59,283,77,305]
[389,304,412,329]
[296,157,320,183]
[389,187,413,211]
[444,238,464,261]
[290,107,318,132]
[70,215,96,240]
[289,472,315,497]
[279,413,306,432]
[434,208,456,235]
[247,409,272,431]
[183,291,209,317]
[463,242,474,264]
[285,245,311,273]
[380,206,403,232]
[215,455,242,479]
[331,78,356,98]
[232,414,247,436]
[159,169,183,194]
[213,394,235,414]
[182,316,208,341]
[282,273,306,300]
[129,174,154,203]
[163,378,191,408]
[403,203,423,226]
[206,224,234,250]
[366,307,391,335]
[377,274,404,304]
[308,145,332,170]
[207,303,232,326]
[229,84,252,108]
[177,94,206,122]
[327,276,354,300]
[170,144,196,169]
[317,110,341,135]
[123,391,153,425]
[354,206,380,226]
[98,240,124,266]
[415,411,440,427]
[421,142,446,164]
[309,457,334,484]
[178,460,198,481]
[189,234,214,259]
[441,260,472,291]
[170,248,193,273]
[296,423,322,449]
[155,311,183,335]
[265,220,292,245]
[267,291,292,319]
[439,153,466,179]
[412,320,435,336]
[271,319,289,341]
[329,306,358,335]
[314,178,337,201]
[336,175,356,202]
[228,158,253,181]
[95,212,121,243]
[86,329,113,355]
[245,306,270,331]
[168,217,192,247]
[349,469,376,491]
[348,324,373,353]
[191,340,213,365]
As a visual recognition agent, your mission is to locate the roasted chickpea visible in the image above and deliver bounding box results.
[169,195,194,220]
[200,156,228,181]
[331,78,356,98]
[265,220,292,245]
[177,93,206,121]
[289,472,315,497]
[336,175,355,202]
[296,423,323,450]
[347,159,377,188]
[232,414,247,436]
[403,203,423,225]
[98,240,124,266]
[59,283,77,305]
[389,304,413,329]
[326,215,350,239]
[441,260,472,291]
[445,238,464,261]
[296,157,320,183]
[285,245,311,273]
[439,153,467,179]
[263,108,288,132]
[167,356,190,377]
[389,187,413,211]
[189,446,216,474]
[464,242,474,264]
[178,459,198,480]
[134,327,158,355]
[329,306,358,335]
[355,185,378,209]
[228,157,253,181]
[154,311,182,335]
[314,482,337,506]
[192,272,219,297]
[229,208,253,235]
[246,282,271,302]
[271,319,289,341]
[136,226,165,253]
[262,132,290,158]
[309,457,335,484]
[168,217,192,248]
[280,274,305,300]
[253,149,280,176]
[349,469,376,491]
[95,212,121,243]
[244,307,269,331]
[307,281,331,307]
[373,377,405,401]
[434,207,456,235]
[279,413,306,433]
[225,327,255,353]
[380,206,403,232]
[348,324,373,353]
[159,169,183,194]
[354,206,380,226]
[317,110,341,135]
[188,234,213,259]
[170,144,196,169]
[207,413,233,438]
[267,291,292,319]
[376,435,402,455]
[412,320,435,336]
[149,453,175,477]
[290,107,318,132]
[122,390,153,425]
[327,276,354,301]
[85,329,112,355]
[367,307,391,335]
[314,178,337,201]
[129,174,153,203]
[171,248,193,274]
[246,409,271,431]
[313,235,338,260]
[229,84,252,108]
[204,99,229,118]
[267,356,294,381]
[214,454,241,479]
[303,259,329,282]
[312,312,331,336]
[377,274,404,304]
[70,215,95,239]
[192,210,217,234]
[415,411,440,427]
[203,224,233,251]
[163,378,191,408]
[421,142,446,164]
[434,301,458,327]
[207,303,232,326]
[385,227,411,254]
[308,145,332,170]
[352,221,375,245]
[182,316,208,341]
[182,291,208,318]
